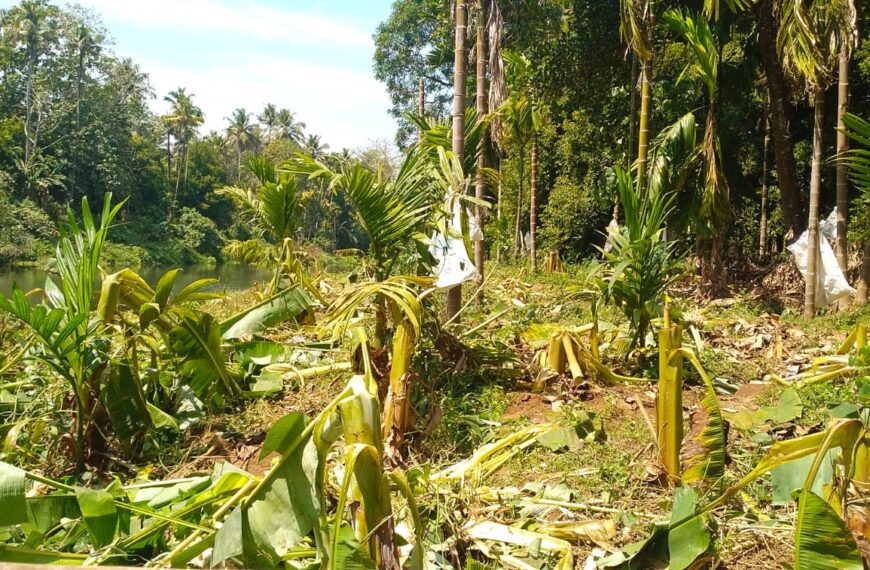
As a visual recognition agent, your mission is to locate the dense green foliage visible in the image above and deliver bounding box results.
[0,0,400,269]
[374,0,870,271]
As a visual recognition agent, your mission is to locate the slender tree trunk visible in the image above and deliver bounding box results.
[445,0,467,320]
[759,118,770,258]
[166,132,172,180]
[418,77,425,126]
[514,146,524,258]
[856,240,869,305]
[804,89,824,318]
[835,50,849,273]
[757,0,800,240]
[530,135,538,272]
[474,7,488,282]
[637,59,651,193]
[74,51,83,200]
[23,50,35,173]
[618,52,639,222]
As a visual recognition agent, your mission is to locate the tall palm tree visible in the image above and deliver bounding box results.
[777,0,857,317]
[4,0,59,184]
[445,0,468,320]
[303,134,329,160]
[275,108,306,145]
[163,88,204,216]
[619,0,655,193]
[497,97,540,259]
[834,5,858,280]
[663,9,729,294]
[471,0,505,279]
[257,103,278,143]
[225,108,256,182]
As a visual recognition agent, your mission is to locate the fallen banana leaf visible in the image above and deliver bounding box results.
[465,520,574,570]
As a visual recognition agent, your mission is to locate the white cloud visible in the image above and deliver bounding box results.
[65,0,399,149]
[83,0,373,47]
[142,53,397,150]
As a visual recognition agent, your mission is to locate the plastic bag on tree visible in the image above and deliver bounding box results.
[819,209,838,240]
[430,203,479,289]
[787,210,854,308]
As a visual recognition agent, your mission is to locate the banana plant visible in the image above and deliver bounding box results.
[605,340,870,569]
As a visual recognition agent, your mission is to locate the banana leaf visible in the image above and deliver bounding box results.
[221,285,311,339]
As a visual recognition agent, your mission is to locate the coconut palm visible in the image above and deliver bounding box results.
[225,108,256,182]
[777,0,857,317]
[163,88,204,216]
[663,9,729,294]
[257,103,278,143]
[4,0,59,174]
[304,134,330,160]
[275,108,306,145]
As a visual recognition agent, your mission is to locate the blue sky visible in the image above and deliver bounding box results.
[5,0,399,150]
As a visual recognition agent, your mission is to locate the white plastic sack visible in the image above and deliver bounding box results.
[819,209,838,240]
[787,215,854,308]
[430,203,479,289]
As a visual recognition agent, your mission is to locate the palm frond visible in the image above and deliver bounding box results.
[322,276,433,340]
[619,0,654,60]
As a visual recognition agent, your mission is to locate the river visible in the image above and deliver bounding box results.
[0,264,271,297]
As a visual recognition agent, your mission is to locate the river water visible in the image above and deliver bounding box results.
[0,264,271,296]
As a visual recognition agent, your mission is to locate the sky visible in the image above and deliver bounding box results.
[5,0,399,150]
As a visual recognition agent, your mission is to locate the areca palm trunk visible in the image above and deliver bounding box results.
[166,131,172,181]
[474,4,488,282]
[759,119,770,258]
[804,89,825,318]
[445,0,467,321]
[857,241,869,305]
[513,146,524,258]
[636,59,651,193]
[835,50,849,276]
[529,134,538,271]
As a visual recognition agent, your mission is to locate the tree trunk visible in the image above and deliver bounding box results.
[418,77,425,129]
[166,132,172,180]
[23,48,35,174]
[618,52,639,222]
[804,89,824,319]
[474,7,488,283]
[530,135,538,272]
[757,0,800,240]
[74,50,83,200]
[514,147,524,258]
[445,0,467,321]
[835,50,849,274]
[636,59,651,193]
[759,118,770,258]
[856,240,869,305]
